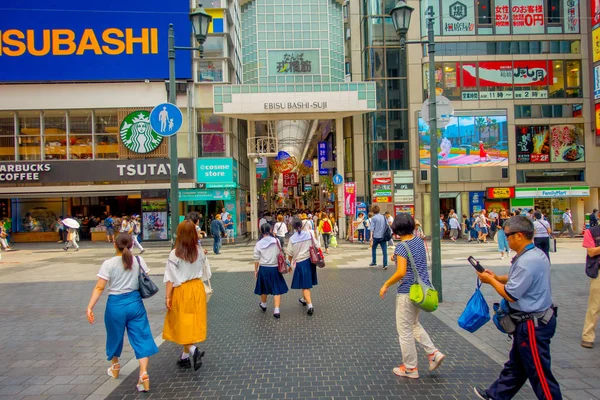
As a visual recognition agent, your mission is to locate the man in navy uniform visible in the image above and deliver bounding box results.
[474,216,562,400]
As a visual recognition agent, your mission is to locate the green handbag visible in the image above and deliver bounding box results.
[401,241,439,312]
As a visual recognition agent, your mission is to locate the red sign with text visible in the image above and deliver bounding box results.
[283,172,297,187]
[459,60,551,87]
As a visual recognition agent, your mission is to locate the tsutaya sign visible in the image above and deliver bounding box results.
[515,186,590,198]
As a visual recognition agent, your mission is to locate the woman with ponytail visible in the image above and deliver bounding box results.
[287,217,320,315]
[163,220,211,372]
[86,233,158,393]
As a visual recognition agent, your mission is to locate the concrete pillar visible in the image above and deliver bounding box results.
[248,121,258,240]
[584,188,599,215]
[336,118,346,239]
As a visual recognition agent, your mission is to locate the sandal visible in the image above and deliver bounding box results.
[136,372,150,392]
[107,363,120,379]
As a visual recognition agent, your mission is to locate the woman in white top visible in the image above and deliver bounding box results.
[163,221,211,372]
[533,211,552,260]
[86,233,158,392]
[274,214,288,248]
[357,212,366,243]
[120,216,130,234]
[254,223,290,318]
[287,218,320,315]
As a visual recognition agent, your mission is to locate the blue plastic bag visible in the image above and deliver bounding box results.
[458,279,490,333]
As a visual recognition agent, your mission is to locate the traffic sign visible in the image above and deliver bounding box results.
[333,174,344,185]
[420,95,454,129]
[150,103,183,137]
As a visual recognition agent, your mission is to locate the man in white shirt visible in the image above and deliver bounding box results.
[220,207,229,222]
[559,208,575,238]
[258,214,268,228]
[448,215,461,242]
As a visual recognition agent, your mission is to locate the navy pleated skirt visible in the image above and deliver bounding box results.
[291,258,318,289]
[254,266,289,295]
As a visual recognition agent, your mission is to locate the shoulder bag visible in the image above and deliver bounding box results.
[137,256,159,299]
[401,242,438,312]
[201,252,213,303]
[275,238,288,274]
[309,234,326,268]
[383,222,393,242]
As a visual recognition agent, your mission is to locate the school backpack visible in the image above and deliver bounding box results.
[104,218,113,227]
[323,220,332,233]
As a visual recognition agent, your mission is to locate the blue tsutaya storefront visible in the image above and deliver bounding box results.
[179,158,246,237]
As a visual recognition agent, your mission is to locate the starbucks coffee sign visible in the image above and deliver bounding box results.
[120,111,163,153]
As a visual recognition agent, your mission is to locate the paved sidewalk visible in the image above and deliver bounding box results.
[0,237,596,399]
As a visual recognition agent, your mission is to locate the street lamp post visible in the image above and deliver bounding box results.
[168,6,212,242]
[390,1,443,301]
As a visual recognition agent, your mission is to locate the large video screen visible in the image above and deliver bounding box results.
[418,113,508,168]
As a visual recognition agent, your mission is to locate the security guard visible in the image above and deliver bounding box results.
[474,216,562,400]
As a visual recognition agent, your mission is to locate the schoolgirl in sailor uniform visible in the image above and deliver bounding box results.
[287,217,320,315]
[86,233,158,393]
[254,223,290,318]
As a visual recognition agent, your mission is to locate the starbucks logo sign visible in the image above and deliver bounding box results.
[120,111,163,154]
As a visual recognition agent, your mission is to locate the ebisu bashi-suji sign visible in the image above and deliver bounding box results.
[268,50,320,76]
[0,0,192,81]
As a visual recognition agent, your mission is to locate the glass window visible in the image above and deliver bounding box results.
[198,60,225,82]
[199,134,226,157]
[365,48,385,79]
[389,142,409,170]
[43,111,66,160]
[369,111,387,141]
[477,0,493,25]
[198,110,224,132]
[203,36,226,58]
[565,60,581,98]
[0,112,15,161]
[204,0,222,7]
[94,110,119,159]
[371,142,389,171]
[387,79,408,109]
[549,60,564,98]
[18,111,41,161]
[388,110,408,140]
[546,0,561,24]
[69,110,93,160]
[443,63,460,99]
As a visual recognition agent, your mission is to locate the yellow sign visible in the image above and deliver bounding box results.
[596,104,600,134]
[374,196,392,203]
[594,27,600,63]
[492,188,511,198]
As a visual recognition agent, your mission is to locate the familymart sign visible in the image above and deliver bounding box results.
[515,186,590,198]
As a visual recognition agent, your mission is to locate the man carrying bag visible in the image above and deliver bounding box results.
[581,224,600,348]
[473,216,561,400]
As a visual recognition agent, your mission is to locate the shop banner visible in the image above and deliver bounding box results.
[356,202,368,217]
[469,191,485,214]
[0,0,192,82]
[196,157,238,184]
[594,28,600,63]
[515,186,589,198]
[420,0,441,37]
[394,204,415,216]
[486,187,515,199]
[596,104,600,136]
[511,0,545,34]
[564,0,580,33]
[595,66,600,99]
[179,188,233,201]
[283,172,297,187]
[550,124,584,163]
[494,0,511,34]
[344,182,356,216]
[372,171,392,202]
[441,0,475,35]
[0,158,194,184]
[318,141,329,175]
[516,125,550,163]
[460,61,550,87]
[594,0,600,28]
[256,157,268,179]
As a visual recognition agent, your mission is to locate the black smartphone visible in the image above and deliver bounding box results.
[468,256,485,273]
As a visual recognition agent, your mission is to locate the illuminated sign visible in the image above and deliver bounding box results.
[486,187,515,199]
[0,0,192,81]
[268,50,320,76]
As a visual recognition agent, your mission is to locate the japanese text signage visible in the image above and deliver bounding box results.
[282,172,297,188]
[371,171,392,203]
[442,1,475,35]
[495,0,511,34]
[469,191,485,214]
[515,186,589,198]
[460,61,551,87]
[510,0,545,34]
[564,0,579,33]
[486,187,515,199]
[593,0,600,28]
[516,126,550,163]
[393,171,414,204]
[318,141,329,176]
[267,50,320,76]
[550,124,584,163]
[596,104,600,136]
[0,0,192,82]
[516,124,584,163]
[595,66,600,99]
[594,28,600,63]
[344,182,356,216]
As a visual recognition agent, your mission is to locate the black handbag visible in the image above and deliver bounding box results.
[137,256,159,299]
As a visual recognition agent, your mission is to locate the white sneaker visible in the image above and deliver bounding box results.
[500,255,505,260]
[428,351,446,372]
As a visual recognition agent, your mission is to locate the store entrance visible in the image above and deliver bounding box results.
[184,200,225,234]
[440,197,457,239]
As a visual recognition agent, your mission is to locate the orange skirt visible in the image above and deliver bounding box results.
[162,279,207,345]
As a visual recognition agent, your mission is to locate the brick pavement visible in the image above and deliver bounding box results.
[0,237,596,399]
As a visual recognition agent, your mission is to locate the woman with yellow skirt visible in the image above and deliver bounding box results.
[163,220,211,371]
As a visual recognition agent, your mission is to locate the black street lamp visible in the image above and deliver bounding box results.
[390,1,443,301]
[168,5,212,242]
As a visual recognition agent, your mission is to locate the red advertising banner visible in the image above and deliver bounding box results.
[394,204,414,216]
[372,177,392,185]
[459,60,551,87]
[282,172,297,187]
[344,182,356,216]
[594,0,600,28]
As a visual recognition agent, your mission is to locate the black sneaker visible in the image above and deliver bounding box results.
[473,387,491,400]
[369,263,376,266]
[307,307,314,316]
[274,313,280,319]
[192,349,205,372]
[383,265,388,270]
[177,356,191,369]
[298,298,307,306]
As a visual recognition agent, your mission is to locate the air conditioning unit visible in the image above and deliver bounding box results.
[420,169,430,183]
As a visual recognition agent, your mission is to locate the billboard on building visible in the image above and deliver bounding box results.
[418,113,508,168]
[594,28,600,63]
[0,0,192,81]
[516,124,584,163]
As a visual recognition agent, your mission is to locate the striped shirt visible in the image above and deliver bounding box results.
[394,236,432,294]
